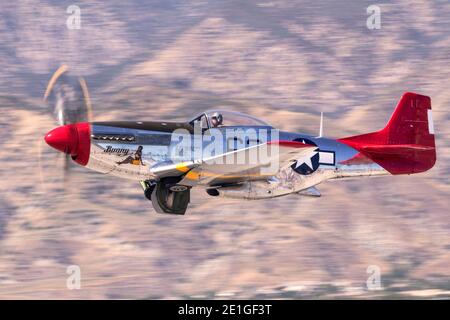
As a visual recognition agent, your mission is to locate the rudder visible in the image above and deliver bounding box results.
[338,92,436,174]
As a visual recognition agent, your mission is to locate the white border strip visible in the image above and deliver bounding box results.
[427,109,435,134]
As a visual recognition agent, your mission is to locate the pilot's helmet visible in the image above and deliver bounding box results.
[210,112,223,127]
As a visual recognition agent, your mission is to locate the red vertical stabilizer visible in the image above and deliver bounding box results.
[338,92,436,174]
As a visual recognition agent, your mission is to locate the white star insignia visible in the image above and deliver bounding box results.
[295,151,319,170]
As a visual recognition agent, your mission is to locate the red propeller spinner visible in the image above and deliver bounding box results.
[44,123,91,166]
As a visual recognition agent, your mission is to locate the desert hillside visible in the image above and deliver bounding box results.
[0,0,449,299]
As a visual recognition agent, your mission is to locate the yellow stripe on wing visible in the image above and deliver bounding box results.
[175,162,192,173]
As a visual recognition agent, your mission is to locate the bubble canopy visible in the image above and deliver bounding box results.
[189,110,272,129]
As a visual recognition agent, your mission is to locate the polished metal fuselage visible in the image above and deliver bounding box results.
[86,122,387,199]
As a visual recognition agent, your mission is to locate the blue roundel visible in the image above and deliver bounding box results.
[290,138,320,175]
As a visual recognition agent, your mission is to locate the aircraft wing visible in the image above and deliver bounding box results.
[150,160,200,178]
[150,140,318,185]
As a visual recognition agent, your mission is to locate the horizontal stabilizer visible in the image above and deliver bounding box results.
[360,144,435,154]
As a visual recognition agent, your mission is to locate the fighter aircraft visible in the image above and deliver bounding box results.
[43,69,436,215]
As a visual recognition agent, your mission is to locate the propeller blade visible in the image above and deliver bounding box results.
[43,64,69,102]
[78,77,94,123]
[42,65,95,180]
[43,65,94,125]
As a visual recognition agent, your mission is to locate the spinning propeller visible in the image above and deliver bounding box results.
[38,65,94,187]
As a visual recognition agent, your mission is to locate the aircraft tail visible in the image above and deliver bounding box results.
[338,92,436,174]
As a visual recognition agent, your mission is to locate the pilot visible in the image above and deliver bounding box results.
[210,112,223,127]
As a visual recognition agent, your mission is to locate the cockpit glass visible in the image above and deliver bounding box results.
[189,110,272,128]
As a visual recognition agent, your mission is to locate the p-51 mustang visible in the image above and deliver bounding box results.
[43,70,436,214]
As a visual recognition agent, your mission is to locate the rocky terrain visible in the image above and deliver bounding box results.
[0,0,449,299]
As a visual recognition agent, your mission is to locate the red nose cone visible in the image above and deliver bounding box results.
[44,123,91,166]
[45,125,78,154]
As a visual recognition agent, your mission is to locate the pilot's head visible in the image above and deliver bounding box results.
[210,112,223,127]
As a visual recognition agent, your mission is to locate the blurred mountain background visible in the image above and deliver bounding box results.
[0,0,449,298]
